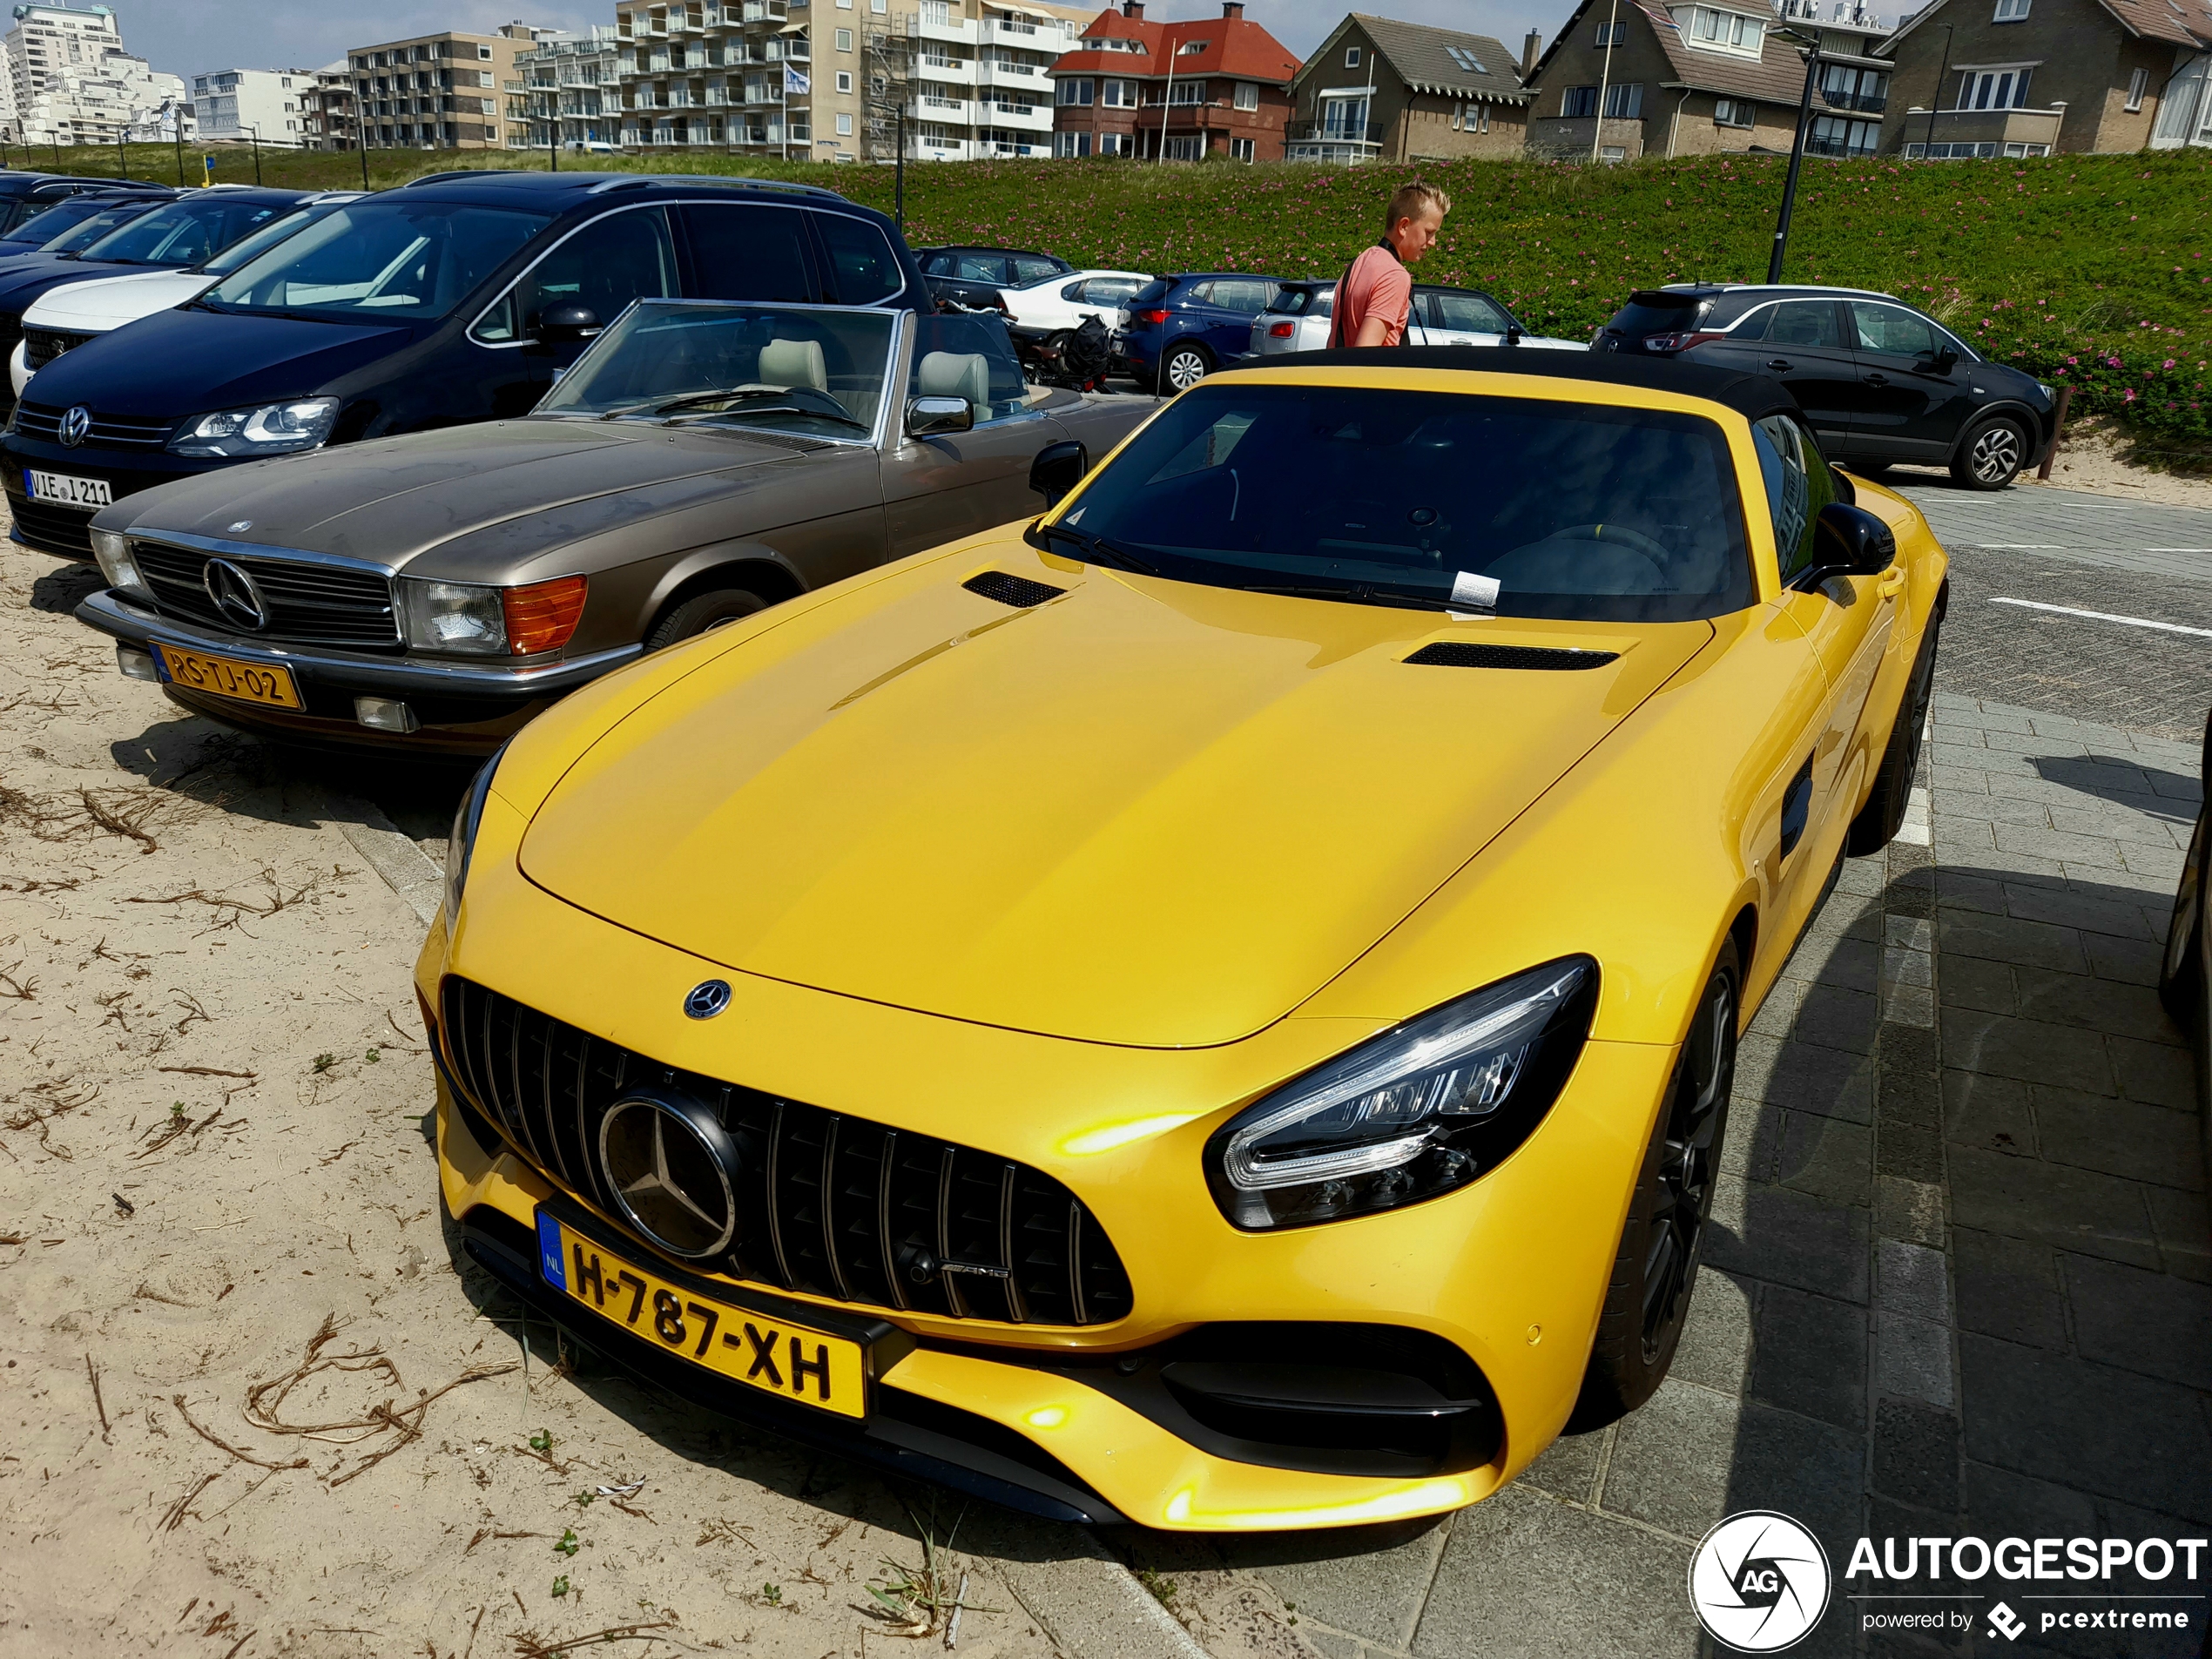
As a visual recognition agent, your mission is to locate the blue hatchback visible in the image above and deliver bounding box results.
[1118,272,1284,395]
[3,171,927,559]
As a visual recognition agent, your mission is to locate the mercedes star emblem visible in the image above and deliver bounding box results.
[227,519,253,534]
[58,405,91,447]
[597,1096,739,1259]
[683,979,732,1020]
[202,557,270,631]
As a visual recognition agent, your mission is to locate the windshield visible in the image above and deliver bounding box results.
[1,195,125,248]
[199,203,341,276]
[1268,286,1332,317]
[79,193,293,268]
[39,199,169,255]
[537,300,896,443]
[1606,292,1707,338]
[201,201,551,322]
[1054,386,1755,624]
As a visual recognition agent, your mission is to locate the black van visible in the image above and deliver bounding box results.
[3,172,927,557]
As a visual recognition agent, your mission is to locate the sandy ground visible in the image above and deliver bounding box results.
[0,541,1104,1658]
[2019,418,2212,509]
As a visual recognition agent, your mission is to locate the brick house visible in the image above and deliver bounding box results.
[1045,0,1299,160]
[1877,0,2212,157]
[1284,15,1534,164]
[1525,0,1899,161]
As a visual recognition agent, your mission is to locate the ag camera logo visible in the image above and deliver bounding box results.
[1689,1510,1833,1652]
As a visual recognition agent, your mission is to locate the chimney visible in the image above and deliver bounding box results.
[1122,0,1143,17]
[1222,1,1243,14]
[1521,28,1541,77]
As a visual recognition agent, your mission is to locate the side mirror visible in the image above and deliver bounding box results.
[1028,438,1088,507]
[907,395,974,437]
[536,301,601,343]
[1504,324,1525,346]
[1919,346,1959,374]
[1797,502,1896,590]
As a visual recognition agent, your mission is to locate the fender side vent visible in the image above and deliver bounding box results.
[1406,642,1620,671]
[964,570,1066,609]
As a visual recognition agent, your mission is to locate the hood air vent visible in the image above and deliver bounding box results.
[964,570,1066,609]
[1406,641,1620,671]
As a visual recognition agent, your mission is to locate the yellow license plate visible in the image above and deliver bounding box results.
[535,1213,868,1419]
[153,644,302,709]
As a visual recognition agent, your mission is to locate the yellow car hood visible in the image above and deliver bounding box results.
[519,553,1713,1048]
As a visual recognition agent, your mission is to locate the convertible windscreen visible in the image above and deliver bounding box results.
[538,300,895,442]
[199,202,552,322]
[1056,385,1757,623]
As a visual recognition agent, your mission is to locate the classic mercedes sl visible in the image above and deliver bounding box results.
[419,347,1946,1530]
[73,299,1148,752]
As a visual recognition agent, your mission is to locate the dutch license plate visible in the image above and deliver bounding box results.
[26,469,111,509]
[535,1212,867,1419]
[153,644,303,709]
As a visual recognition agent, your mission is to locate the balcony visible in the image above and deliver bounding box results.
[1902,103,2066,156]
[914,91,972,120]
[1821,87,1888,114]
[1804,132,1879,156]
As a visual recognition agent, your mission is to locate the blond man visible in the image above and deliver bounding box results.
[1328,179,1452,349]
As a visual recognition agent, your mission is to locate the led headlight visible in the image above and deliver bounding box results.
[168,396,339,457]
[444,741,508,924]
[1205,957,1598,1231]
[89,527,143,590]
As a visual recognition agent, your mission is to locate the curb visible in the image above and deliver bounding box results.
[334,797,443,927]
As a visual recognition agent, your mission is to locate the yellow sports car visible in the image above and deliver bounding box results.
[418,348,1946,1531]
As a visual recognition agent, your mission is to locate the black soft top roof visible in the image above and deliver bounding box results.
[1231,345,1797,421]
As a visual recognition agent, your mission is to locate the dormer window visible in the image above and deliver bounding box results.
[1669,5,1764,54]
[1179,38,1206,52]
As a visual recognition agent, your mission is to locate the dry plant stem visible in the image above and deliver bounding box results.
[78,786,158,853]
[160,1471,219,1532]
[508,1619,677,1657]
[158,1065,256,1080]
[85,1353,109,1439]
[172,1394,310,1474]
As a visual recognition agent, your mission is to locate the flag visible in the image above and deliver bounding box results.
[785,64,810,94]
[1631,0,1682,30]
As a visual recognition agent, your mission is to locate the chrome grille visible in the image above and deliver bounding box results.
[442,976,1135,1329]
[132,540,400,648]
[24,327,95,373]
[16,400,172,449]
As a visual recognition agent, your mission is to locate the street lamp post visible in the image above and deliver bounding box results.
[1924,24,1955,156]
[1766,26,1823,285]
[246,124,261,185]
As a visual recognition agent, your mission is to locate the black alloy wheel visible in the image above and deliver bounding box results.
[1160,342,1210,395]
[1952,413,2030,490]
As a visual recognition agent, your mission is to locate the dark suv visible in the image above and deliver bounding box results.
[1120,272,1285,394]
[1594,283,2057,489]
[3,172,927,557]
[916,245,1071,313]
[0,174,164,240]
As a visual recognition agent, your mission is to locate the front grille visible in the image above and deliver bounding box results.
[1406,641,1620,671]
[132,540,401,648]
[24,327,95,373]
[10,494,96,556]
[16,399,172,449]
[442,977,1135,1330]
[0,315,23,357]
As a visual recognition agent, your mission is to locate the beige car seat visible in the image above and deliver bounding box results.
[759,336,828,393]
[916,351,990,408]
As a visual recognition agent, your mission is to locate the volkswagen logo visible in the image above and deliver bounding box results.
[226,519,253,534]
[683,978,732,1020]
[202,557,269,631]
[58,405,91,447]
[597,1094,739,1260]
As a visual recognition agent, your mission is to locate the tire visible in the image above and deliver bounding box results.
[1574,936,1741,1427]
[645,587,767,651]
[2157,809,2205,1030]
[1845,603,1942,855]
[1158,342,1210,395]
[1951,413,2030,490]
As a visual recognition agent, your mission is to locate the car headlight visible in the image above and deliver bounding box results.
[167,396,340,458]
[398,574,587,657]
[1204,957,1598,1231]
[89,526,143,590]
[2036,382,2057,403]
[444,741,508,924]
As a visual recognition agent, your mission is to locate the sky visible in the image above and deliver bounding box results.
[102,0,1557,80]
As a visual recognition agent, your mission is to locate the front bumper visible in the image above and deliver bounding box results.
[78,585,641,756]
[2,435,233,557]
[416,820,1680,1530]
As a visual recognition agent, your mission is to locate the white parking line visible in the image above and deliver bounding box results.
[1989,597,2212,638]
[2142,547,2212,554]
[1974,543,2062,550]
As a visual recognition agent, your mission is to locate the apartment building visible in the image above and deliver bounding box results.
[300,63,359,151]
[192,67,317,147]
[519,25,623,148]
[348,24,558,150]
[1047,0,1300,161]
[614,2,819,161]
[0,1,189,146]
[904,0,1092,162]
[1286,14,1533,163]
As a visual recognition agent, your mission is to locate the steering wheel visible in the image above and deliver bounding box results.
[1551,522,1672,581]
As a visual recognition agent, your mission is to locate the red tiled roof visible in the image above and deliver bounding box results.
[1049,8,1301,84]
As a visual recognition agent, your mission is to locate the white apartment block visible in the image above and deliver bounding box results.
[519,26,624,149]
[0,2,190,146]
[192,67,316,147]
[614,2,819,161]
[901,0,1089,161]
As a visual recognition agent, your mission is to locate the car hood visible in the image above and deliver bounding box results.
[517,554,1713,1048]
[20,306,415,416]
[120,418,810,567]
[24,266,210,330]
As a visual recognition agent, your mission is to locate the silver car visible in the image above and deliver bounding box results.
[1249,280,1590,356]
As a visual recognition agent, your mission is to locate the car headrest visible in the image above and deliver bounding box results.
[759,336,827,393]
[917,350,990,408]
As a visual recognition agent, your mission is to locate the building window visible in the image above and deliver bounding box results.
[1233,79,1257,110]
[1669,6,1763,54]
[1319,92,1367,138]
[835,28,853,50]
[1344,45,1360,67]
[1230,135,1253,159]
[836,111,853,133]
[1595,20,1627,44]
[1561,84,1598,117]
[1599,144,1625,160]
[1054,129,1091,155]
[1714,96,1753,125]
[1993,0,2030,16]
[1956,67,2032,109]
[1163,133,1202,158]
[1455,100,1489,132]
[835,70,853,91]
[1057,76,1094,105]
[479,44,493,59]
[1602,82,1643,117]
[1445,44,1487,72]
[1099,130,1131,153]
[1102,77,1136,106]
[2125,65,2148,110]
[1169,78,1204,104]
[1807,113,1879,154]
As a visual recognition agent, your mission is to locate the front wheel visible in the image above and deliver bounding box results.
[1574,937,1739,1426]
[1952,414,2030,490]
[646,587,766,651]
[1158,342,1210,395]
[1845,604,1941,855]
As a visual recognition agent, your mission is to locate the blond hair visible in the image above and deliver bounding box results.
[1385,179,1452,235]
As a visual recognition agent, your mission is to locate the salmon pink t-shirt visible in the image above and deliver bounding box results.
[1328,244,1413,347]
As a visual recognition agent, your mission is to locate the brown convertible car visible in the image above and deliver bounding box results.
[74,300,1150,753]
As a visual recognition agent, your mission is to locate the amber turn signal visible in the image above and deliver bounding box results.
[501,575,588,655]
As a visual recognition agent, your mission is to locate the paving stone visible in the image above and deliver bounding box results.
[2145,1186,2212,1285]
[2002,882,2161,942]
[1952,1226,2068,1351]
[1886,914,1935,950]
[1871,1397,1960,1510]
[2031,1088,2206,1190]
[1734,1035,1877,1124]
[1937,911,2087,974]
[2120,840,2187,882]
[2110,1035,2196,1109]
[1231,1518,1447,1651]
[1879,1064,1944,1132]
[1777,1113,1874,1205]
[1749,1283,1868,1431]
[1934,788,2052,829]
[1838,854,1889,895]
[1748,977,1802,1041]
[1942,1070,2036,1157]
[1877,1175,1947,1249]
[1934,870,2008,915]
[1993,824,2130,872]
[1961,1459,2100,1554]
[1515,1423,1607,1505]
[1946,1147,2159,1269]
[1603,1379,1863,1548]
[1794,985,1882,1055]
[1413,1487,1697,1659]
[1958,1334,2212,1523]
[2083,933,2164,987]
[1706,1176,1872,1304]
[1939,1010,2115,1095]
[1293,1627,1363,1659]
[1876,1313,1957,1407]
[1884,1023,1939,1075]
[1878,1116,1946,1184]
[1883,944,1935,988]
[2011,965,2182,1045]
[2048,802,2194,848]
[1671,1267,1752,1398]
[1878,1239,1952,1325]
[2062,1255,2212,1391]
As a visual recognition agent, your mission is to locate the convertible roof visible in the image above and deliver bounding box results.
[1243,346,1798,421]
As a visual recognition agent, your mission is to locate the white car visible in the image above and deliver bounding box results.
[1001,266,1150,345]
[10,192,361,396]
[1247,280,1589,358]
